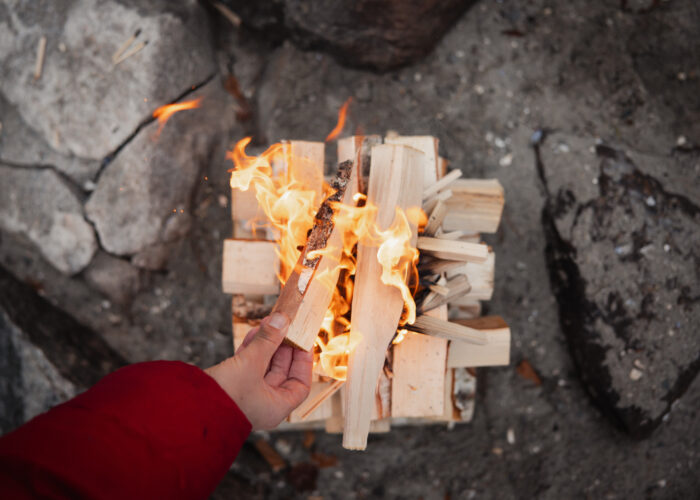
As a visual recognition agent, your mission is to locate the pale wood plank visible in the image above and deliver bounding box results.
[343,144,424,450]
[222,239,280,295]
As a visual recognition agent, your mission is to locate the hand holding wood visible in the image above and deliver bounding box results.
[205,313,313,430]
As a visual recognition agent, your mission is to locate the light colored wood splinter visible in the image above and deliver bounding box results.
[343,144,424,450]
[407,315,489,345]
[34,36,47,80]
[417,237,489,262]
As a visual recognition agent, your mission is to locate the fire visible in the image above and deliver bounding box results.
[227,109,424,380]
[152,97,202,137]
[324,97,352,142]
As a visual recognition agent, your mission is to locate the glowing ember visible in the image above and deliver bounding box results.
[324,97,352,142]
[152,97,203,136]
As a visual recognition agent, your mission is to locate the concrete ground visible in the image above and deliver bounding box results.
[1,0,698,498]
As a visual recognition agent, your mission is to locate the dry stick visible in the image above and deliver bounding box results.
[114,41,147,65]
[112,29,141,63]
[300,379,345,421]
[423,168,462,200]
[343,144,424,450]
[406,315,489,345]
[34,36,47,80]
[423,200,448,236]
[272,160,356,351]
[212,2,242,27]
[422,188,452,214]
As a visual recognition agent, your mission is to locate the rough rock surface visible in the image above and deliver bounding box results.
[538,133,700,437]
[0,165,97,274]
[84,251,143,306]
[0,265,127,433]
[221,0,476,71]
[85,79,237,268]
[0,93,100,185]
[0,0,216,160]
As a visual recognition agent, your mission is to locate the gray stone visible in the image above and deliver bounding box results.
[0,308,77,433]
[84,251,142,305]
[85,79,237,267]
[221,0,476,71]
[0,0,216,160]
[0,165,97,274]
[0,92,100,185]
[539,133,700,437]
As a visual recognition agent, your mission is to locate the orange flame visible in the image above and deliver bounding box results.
[153,98,202,136]
[227,105,425,380]
[324,97,352,142]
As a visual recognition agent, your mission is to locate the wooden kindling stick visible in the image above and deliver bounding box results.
[405,315,489,345]
[272,159,358,351]
[343,144,424,450]
[300,379,344,421]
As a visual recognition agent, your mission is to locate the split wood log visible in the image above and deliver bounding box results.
[273,160,358,351]
[337,135,381,194]
[447,316,511,368]
[281,140,325,203]
[222,239,280,295]
[343,144,424,450]
[417,237,489,262]
[391,305,447,418]
[419,275,471,313]
[385,135,439,187]
[406,315,489,345]
[443,179,505,233]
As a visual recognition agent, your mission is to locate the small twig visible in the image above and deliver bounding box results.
[213,2,242,27]
[34,36,47,80]
[300,379,344,421]
[114,40,147,66]
[112,29,141,64]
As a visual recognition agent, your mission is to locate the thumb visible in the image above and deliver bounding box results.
[240,312,289,372]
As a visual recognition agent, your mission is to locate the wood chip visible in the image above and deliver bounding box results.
[34,36,47,80]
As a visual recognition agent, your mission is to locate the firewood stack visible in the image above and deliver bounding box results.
[222,135,510,450]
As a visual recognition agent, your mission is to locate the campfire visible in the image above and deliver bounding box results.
[222,123,510,450]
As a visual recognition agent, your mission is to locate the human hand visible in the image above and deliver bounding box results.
[205,312,313,430]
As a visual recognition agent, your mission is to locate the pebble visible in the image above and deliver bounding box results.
[677,71,687,81]
[492,447,503,456]
[334,470,344,479]
[630,368,643,381]
[507,428,516,445]
[645,196,656,207]
[494,137,506,149]
[218,194,228,208]
[676,136,687,146]
[499,153,513,167]
[474,84,485,95]
[663,244,671,252]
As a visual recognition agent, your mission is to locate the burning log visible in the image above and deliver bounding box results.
[221,129,510,447]
[342,143,424,450]
[273,159,358,351]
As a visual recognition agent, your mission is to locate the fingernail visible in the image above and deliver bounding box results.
[268,312,289,330]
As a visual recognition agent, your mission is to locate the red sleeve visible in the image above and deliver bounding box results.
[0,361,251,500]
